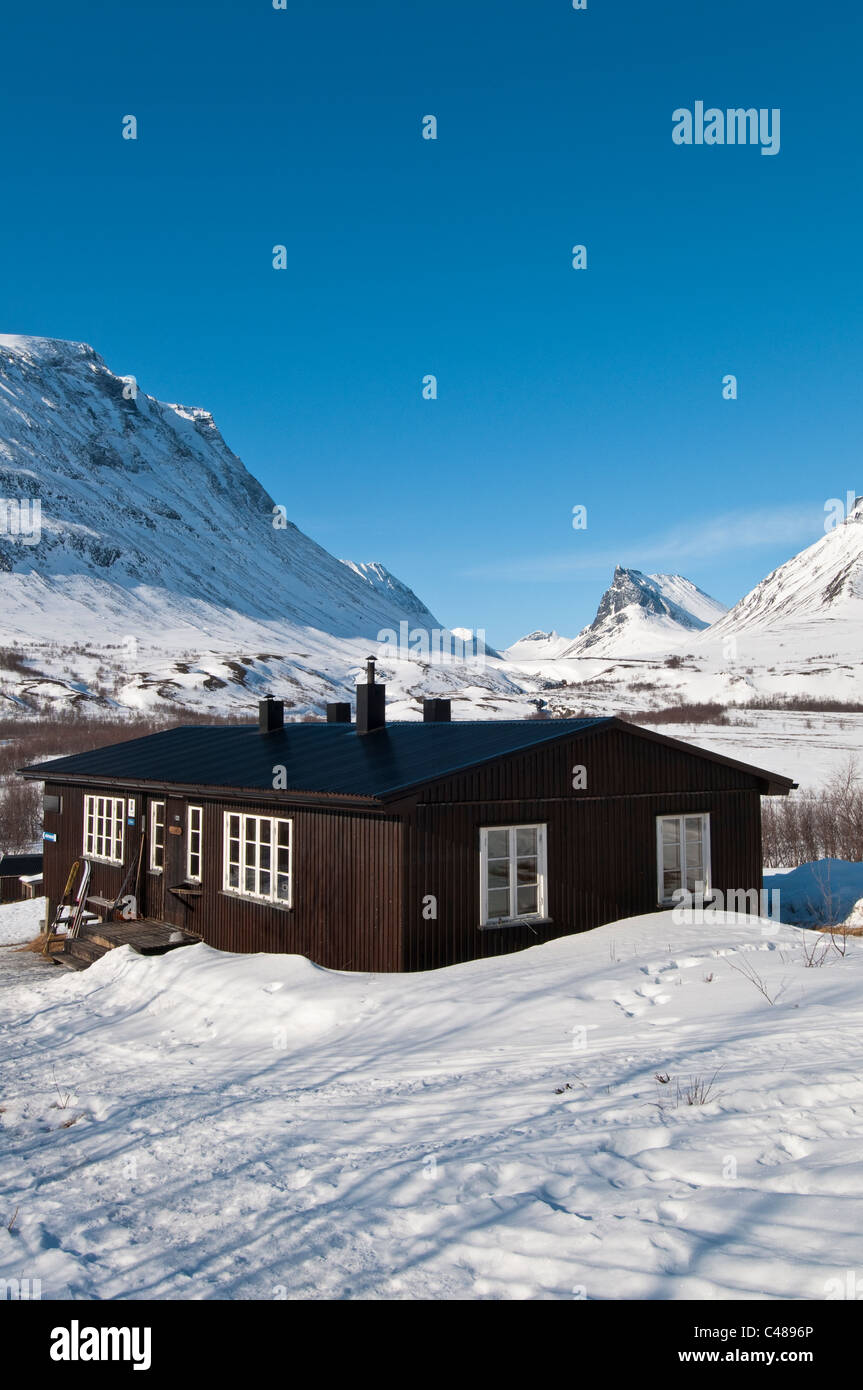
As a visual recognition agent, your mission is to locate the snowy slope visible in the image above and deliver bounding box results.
[0,336,524,717]
[711,498,863,631]
[3,902,863,1300]
[0,335,440,640]
[503,630,575,663]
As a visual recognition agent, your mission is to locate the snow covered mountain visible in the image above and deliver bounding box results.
[0,335,524,718]
[566,568,728,656]
[706,497,863,637]
[503,630,576,663]
[505,568,728,662]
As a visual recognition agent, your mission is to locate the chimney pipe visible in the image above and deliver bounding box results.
[258,695,284,734]
[422,698,451,723]
[356,656,386,735]
[326,702,351,724]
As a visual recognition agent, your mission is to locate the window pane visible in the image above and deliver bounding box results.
[663,844,680,871]
[260,842,271,871]
[487,887,510,918]
[259,870,271,898]
[517,856,538,885]
[228,864,240,889]
[685,842,703,870]
[662,818,680,844]
[517,885,538,914]
[486,829,509,859]
[276,873,290,902]
[663,868,682,894]
[245,866,256,893]
[685,817,704,840]
[516,827,537,856]
[277,821,290,848]
[486,860,509,890]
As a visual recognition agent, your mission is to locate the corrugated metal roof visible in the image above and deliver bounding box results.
[22,718,611,801]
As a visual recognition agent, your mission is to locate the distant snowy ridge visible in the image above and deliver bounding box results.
[505,568,728,661]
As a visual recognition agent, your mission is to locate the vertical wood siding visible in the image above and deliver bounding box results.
[400,726,765,971]
[41,782,402,972]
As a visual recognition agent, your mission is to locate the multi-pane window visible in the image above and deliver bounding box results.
[479,824,547,926]
[187,806,203,882]
[149,801,166,872]
[223,813,292,906]
[656,813,711,903]
[83,795,125,864]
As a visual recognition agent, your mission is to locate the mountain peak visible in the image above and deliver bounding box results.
[559,568,727,658]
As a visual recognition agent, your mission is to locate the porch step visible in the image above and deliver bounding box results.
[53,936,111,970]
[67,937,109,965]
[53,950,90,971]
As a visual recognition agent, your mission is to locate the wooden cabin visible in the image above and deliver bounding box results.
[0,852,43,904]
[22,662,794,972]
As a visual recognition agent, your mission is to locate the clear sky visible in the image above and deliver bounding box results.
[1,0,860,647]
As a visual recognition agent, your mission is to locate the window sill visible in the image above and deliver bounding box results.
[479,917,554,932]
[85,855,125,867]
[219,890,293,912]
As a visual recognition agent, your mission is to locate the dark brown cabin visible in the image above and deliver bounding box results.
[22,665,794,973]
[0,852,43,904]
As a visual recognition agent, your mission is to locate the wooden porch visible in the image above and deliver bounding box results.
[51,918,200,971]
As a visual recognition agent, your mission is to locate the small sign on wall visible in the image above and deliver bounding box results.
[43,831,57,843]
[168,826,183,837]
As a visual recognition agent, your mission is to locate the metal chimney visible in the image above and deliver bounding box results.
[258,695,284,734]
[422,697,451,723]
[356,657,386,735]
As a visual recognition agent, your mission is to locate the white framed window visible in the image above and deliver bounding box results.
[656,813,711,904]
[479,823,547,926]
[149,800,166,872]
[83,794,125,864]
[223,813,292,906]
[187,806,203,882]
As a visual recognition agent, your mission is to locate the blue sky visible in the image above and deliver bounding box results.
[1,0,860,647]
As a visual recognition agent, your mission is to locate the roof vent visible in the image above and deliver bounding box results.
[356,657,386,735]
[326,702,351,724]
[258,695,284,734]
[423,697,451,723]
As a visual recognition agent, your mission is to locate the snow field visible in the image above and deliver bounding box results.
[3,902,863,1299]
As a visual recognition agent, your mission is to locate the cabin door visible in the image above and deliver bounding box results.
[162,797,193,931]
[143,796,166,922]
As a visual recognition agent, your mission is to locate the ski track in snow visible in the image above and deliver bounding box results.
[2,902,863,1301]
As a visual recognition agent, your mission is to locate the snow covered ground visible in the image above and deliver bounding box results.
[763,861,863,928]
[0,895,44,946]
[3,900,863,1301]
